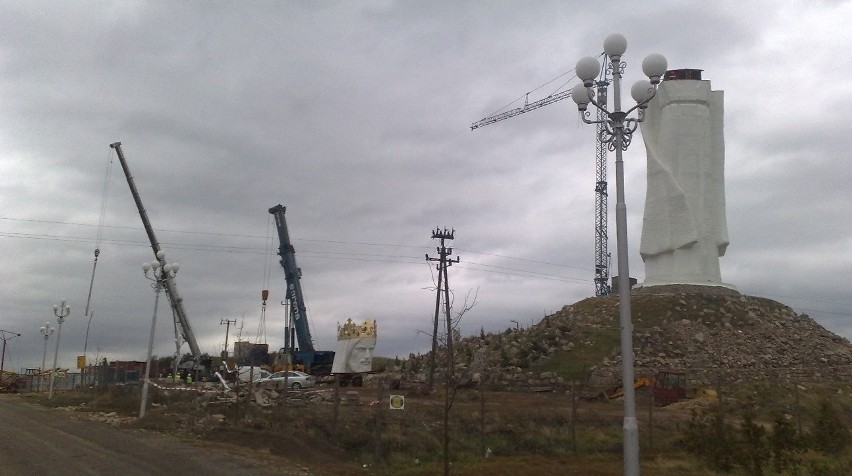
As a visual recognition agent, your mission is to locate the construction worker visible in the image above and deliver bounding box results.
[186,373,193,385]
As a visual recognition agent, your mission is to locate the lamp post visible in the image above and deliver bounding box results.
[40,322,54,393]
[139,250,179,418]
[49,300,70,399]
[570,33,667,476]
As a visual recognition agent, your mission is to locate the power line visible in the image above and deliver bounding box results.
[0,217,267,240]
[0,218,592,271]
[456,263,589,284]
[6,216,849,314]
[455,247,584,271]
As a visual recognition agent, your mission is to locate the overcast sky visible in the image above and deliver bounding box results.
[3,0,852,373]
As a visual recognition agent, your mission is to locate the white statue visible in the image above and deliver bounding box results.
[331,318,377,374]
[639,76,731,287]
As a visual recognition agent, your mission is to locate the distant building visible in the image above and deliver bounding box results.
[233,341,253,360]
[110,360,156,380]
[232,341,269,365]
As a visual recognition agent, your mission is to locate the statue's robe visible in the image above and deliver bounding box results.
[639,79,730,287]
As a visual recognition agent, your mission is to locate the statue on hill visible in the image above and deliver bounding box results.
[639,73,731,288]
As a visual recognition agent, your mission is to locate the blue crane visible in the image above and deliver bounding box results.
[269,205,335,374]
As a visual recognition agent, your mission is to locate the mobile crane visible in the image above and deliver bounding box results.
[110,142,209,376]
[269,205,335,375]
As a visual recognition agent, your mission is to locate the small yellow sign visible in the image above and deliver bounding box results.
[389,394,404,410]
[76,355,86,369]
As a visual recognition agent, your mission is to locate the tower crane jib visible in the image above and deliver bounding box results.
[470,56,612,296]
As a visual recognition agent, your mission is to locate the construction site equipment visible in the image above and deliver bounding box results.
[652,370,688,406]
[600,375,657,400]
[599,370,689,406]
[82,152,113,358]
[110,142,208,374]
[268,205,335,375]
[470,55,613,296]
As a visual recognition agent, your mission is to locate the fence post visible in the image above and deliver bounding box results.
[571,381,579,454]
[374,377,384,463]
[333,374,340,436]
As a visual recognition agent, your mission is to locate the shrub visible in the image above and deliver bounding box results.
[736,411,770,476]
[812,400,850,455]
[682,408,736,472]
[770,412,803,473]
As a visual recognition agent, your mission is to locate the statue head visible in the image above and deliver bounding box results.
[332,318,377,374]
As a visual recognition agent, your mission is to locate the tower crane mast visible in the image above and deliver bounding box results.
[470,56,612,296]
[593,66,612,296]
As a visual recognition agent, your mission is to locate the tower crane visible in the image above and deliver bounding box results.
[470,55,613,296]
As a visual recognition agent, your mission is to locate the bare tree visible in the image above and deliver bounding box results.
[439,287,478,475]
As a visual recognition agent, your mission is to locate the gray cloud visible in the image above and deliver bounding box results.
[2,0,851,373]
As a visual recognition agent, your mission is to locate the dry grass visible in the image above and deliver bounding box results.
[26,376,852,475]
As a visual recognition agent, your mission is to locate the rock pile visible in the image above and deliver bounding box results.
[400,285,852,388]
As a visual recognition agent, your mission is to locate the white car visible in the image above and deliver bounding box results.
[236,366,270,383]
[256,370,316,389]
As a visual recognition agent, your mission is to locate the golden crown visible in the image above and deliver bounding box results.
[337,318,377,340]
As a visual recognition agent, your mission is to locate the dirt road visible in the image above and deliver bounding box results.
[0,394,299,475]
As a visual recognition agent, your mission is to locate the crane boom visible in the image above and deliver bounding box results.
[109,142,202,358]
[269,204,315,352]
[470,90,573,130]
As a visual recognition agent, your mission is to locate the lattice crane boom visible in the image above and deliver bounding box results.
[471,58,612,296]
[470,90,573,130]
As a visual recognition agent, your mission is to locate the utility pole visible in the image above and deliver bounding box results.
[425,227,460,390]
[220,318,237,358]
[0,329,22,379]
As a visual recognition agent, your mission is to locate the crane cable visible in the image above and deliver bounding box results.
[84,150,114,318]
[256,214,275,344]
[485,68,575,117]
[256,292,268,344]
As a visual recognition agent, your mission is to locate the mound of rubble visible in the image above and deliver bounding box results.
[401,285,852,388]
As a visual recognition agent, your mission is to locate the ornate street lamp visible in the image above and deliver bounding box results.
[39,322,54,393]
[139,250,179,418]
[570,33,667,476]
[49,300,70,399]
